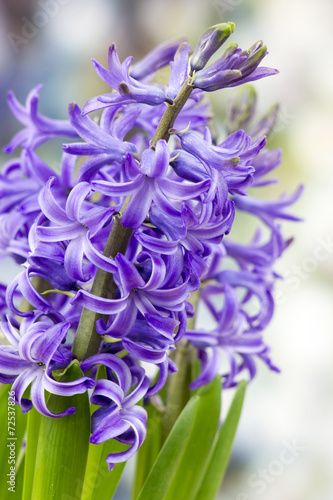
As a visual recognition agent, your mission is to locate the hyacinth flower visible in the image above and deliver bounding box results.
[185,283,278,389]
[233,186,304,230]
[148,199,235,258]
[36,177,115,282]
[0,313,94,416]
[80,353,149,470]
[0,99,79,263]
[72,251,190,339]
[3,85,77,154]
[0,23,303,500]
[91,139,210,229]
[82,44,168,115]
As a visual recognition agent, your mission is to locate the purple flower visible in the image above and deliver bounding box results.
[233,185,304,229]
[176,129,266,183]
[130,37,186,81]
[0,210,32,263]
[71,251,190,340]
[3,85,77,154]
[186,279,279,389]
[222,228,288,269]
[91,140,210,229]
[193,42,278,92]
[251,148,282,187]
[82,45,167,115]
[36,177,115,282]
[64,103,136,158]
[81,353,149,471]
[149,198,235,256]
[165,42,191,100]
[0,313,94,416]
[0,146,78,263]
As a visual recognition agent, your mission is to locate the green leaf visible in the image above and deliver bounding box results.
[137,395,201,500]
[14,454,25,499]
[22,407,42,500]
[132,402,163,499]
[31,363,91,500]
[162,376,221,500]
[137,376,221,500]
[194,380,246,500]
[82,440,127,500]
[0,384,27,500]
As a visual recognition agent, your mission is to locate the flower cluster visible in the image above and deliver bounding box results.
[0,23,302,469]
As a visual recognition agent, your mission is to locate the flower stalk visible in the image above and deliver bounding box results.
[73,79,196,362]
[161,289,200,441]
[72,214,133,361]
[150,77,194,148]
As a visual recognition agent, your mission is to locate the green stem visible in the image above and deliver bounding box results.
[161,289,200,441]
[72,214,133,362]
[162,340,195,442]
[72,77,195,362]
[150,77,194,148]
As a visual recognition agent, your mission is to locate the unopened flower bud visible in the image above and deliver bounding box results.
[190,22,235,74]
[240,41,267,78]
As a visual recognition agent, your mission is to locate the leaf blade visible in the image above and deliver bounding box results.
[31,363,91,500]
[137,395,200,500]
[138,376,222,500]
[163,376,221,500]
[132,402,163,499]
[195,380,246,500]
[0,384,27,500]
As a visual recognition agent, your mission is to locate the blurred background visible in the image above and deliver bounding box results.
[0,0,332,498]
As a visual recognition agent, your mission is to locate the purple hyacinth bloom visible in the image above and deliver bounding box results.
[130,37,186,81]
[0,143,79,264]
[233,185,304,229]
[80,353,149,471]
[247,103,280,142]
[91,140,210,229]
[176,129,266,179]
[36,177,115,282]
[0,157,40,214]
[223,228,288,270]
[0,313,94,416]
[0,284,21,319]
[71,251,190,341]
[215,269,275,331]
[149,198,235,256]
[6,262,57,317]
[165,42,191,100]
[3,85,77,154]
[193,42,278,92]
[64,103,136,159]
[0,23,304,433]
[0,210,32,263]
[82,45,167,115]
[251,148,282,187]
[186,276,278,389]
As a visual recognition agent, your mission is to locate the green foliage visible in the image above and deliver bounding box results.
[31,363,91,500]
[195,380,247,500]
[0,383,27,500]
[136,377,222,500]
